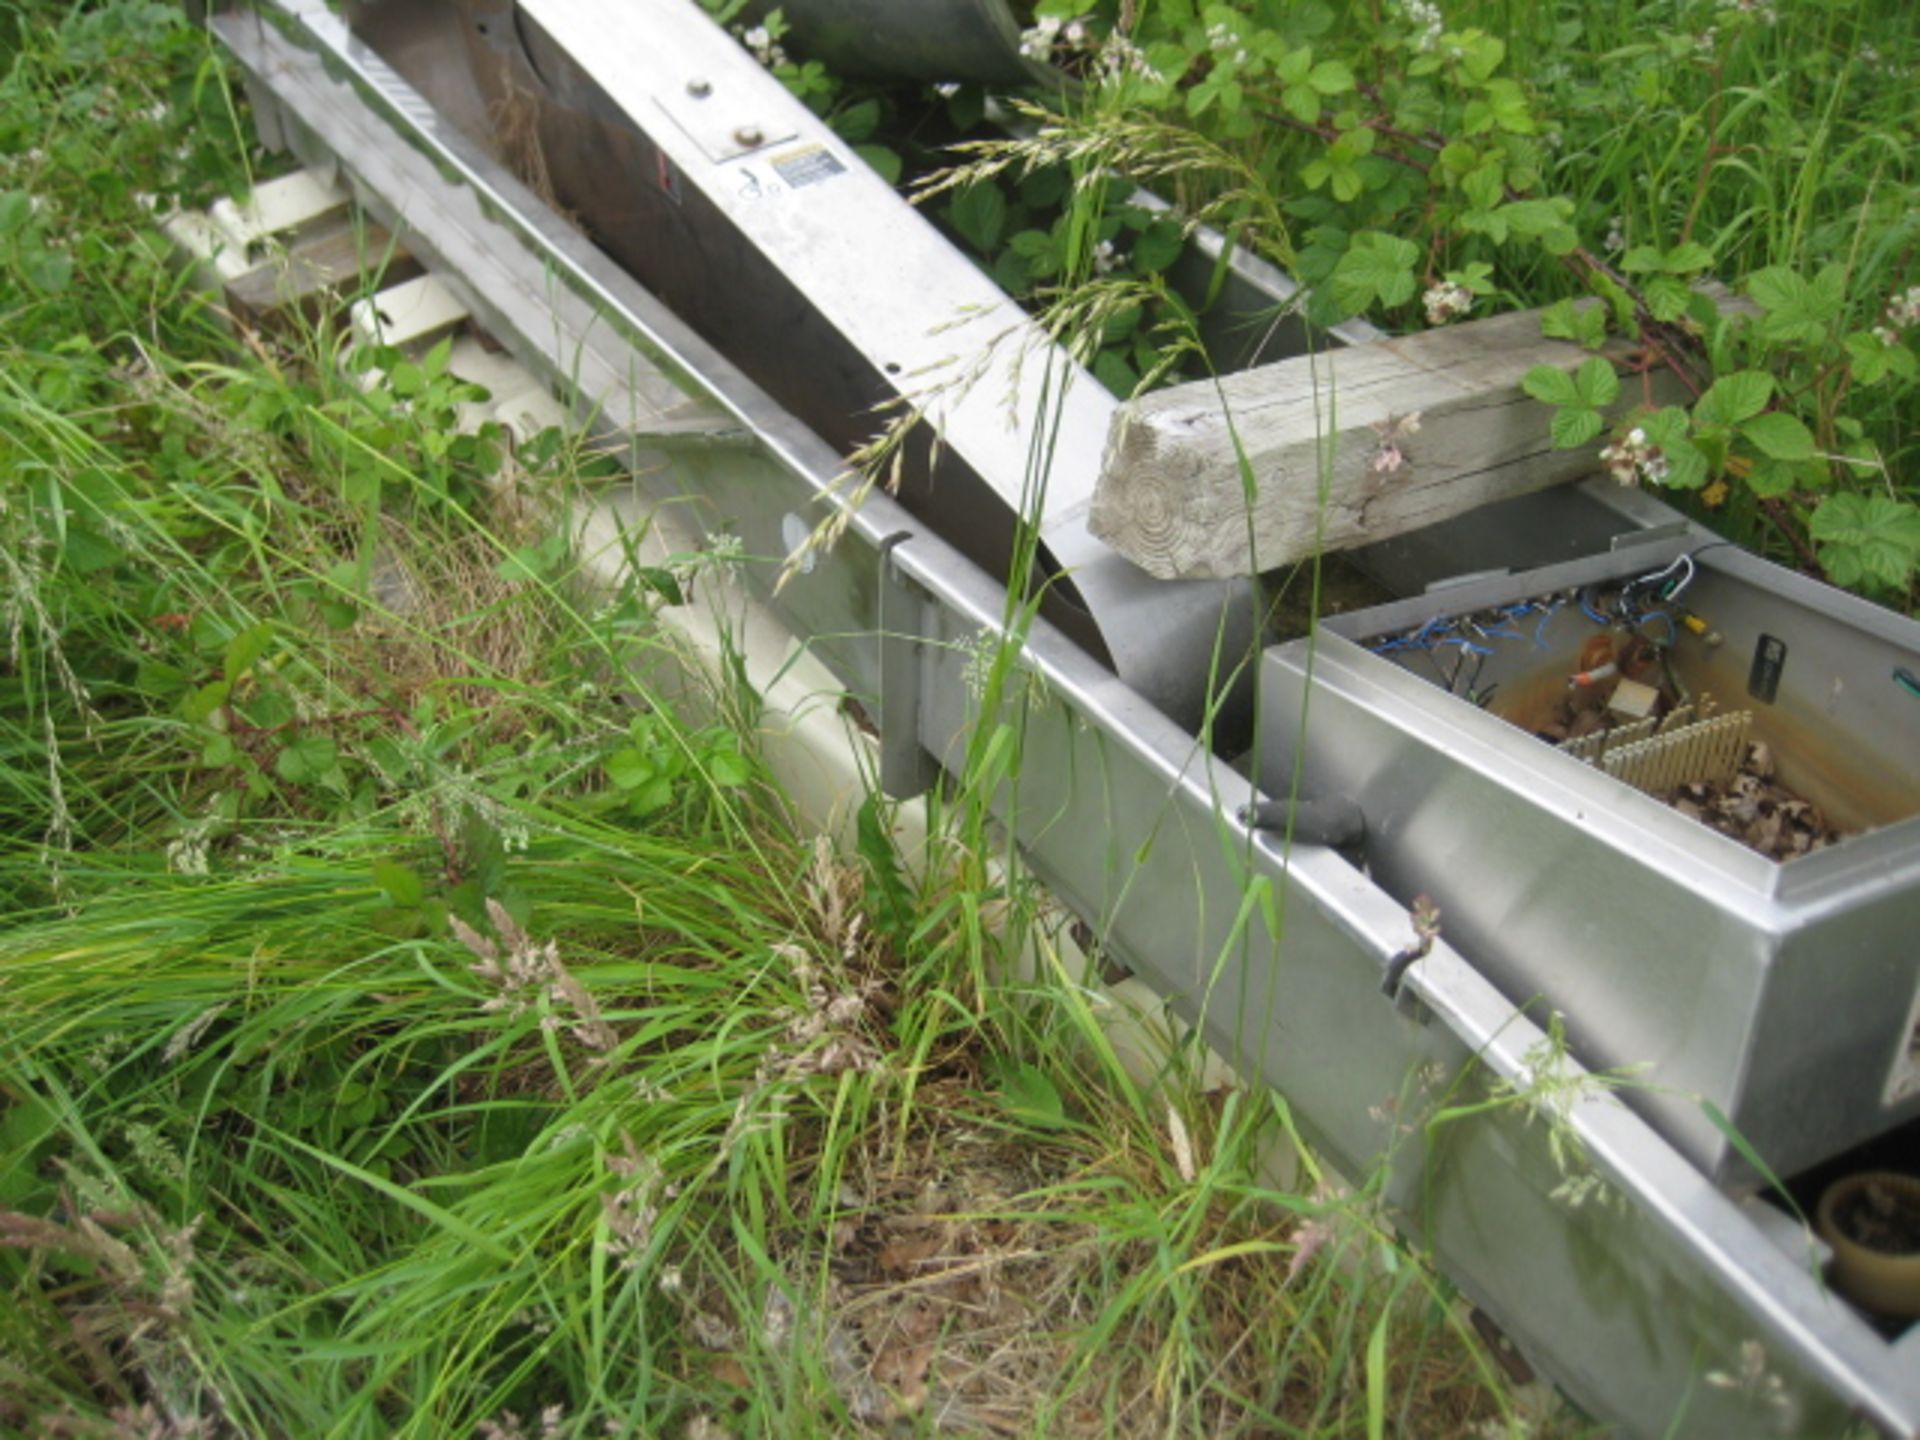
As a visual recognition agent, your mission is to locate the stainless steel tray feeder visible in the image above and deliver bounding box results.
[211,0,1920,1430]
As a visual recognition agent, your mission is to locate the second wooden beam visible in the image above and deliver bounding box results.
[1090,307,1671,581]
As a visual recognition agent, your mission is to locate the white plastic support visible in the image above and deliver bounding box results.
[348,273,471,352]
[208,169,350,258]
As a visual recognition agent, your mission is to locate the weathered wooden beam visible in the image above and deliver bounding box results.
[223,220,419,330]
[1089,306,1674,581]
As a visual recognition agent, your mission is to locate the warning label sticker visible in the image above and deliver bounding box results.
[770,144,847,189]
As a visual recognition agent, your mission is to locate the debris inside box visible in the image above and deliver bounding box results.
[1364,552,1847,862]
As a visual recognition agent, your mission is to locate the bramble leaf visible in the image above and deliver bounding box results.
[1550,406,1605,449]
[947,181,1007,253]
[1521,364,1581,407]
[1331,231,1420,312]
[1693,370,1772,427]
[1741,410,1816,463]
[1808,493,1920,590]
[1570,356,1621,408]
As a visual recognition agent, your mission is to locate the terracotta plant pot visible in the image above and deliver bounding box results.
[1816,1171,1920,1319]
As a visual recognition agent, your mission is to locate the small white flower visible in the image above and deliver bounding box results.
[1604,215,1626,253]
[1018,16,1063,60]
[739,24,783,67]
[1398,0,1445,52]
[933,82,961,98]
[1422,280,1474,326]
[1094,32,1164,82]
[1092,238,1126,275]
[1599,426,1667,488]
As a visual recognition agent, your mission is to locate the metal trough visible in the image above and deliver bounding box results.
[209,0,1920,1431]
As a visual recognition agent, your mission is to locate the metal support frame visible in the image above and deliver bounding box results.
[213,5,1920,1433]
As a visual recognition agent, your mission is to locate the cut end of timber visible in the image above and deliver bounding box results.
[1089,305,1691,581]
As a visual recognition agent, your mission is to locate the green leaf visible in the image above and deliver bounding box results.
[1809,493,1920,590]
[1549,406,1605,449]
[852,144,902,186]
[1746,265,1844,345]
[1621,245,1664,274]
[605,746,656,792]
[223,621,275,684]
[1699,1099,1806,1228]
[1745,459,1801,499]
[1661,241,1714,274]
[1308,59,1354,94]
[1741,411,1815,462]
[1520,365,1581,407]
[1017,166,1069,209]
[856,794,915,945]
[1482,78,1534,134]
[1640,405,1692,449]
[1661,438,1709,490]
[947,181,1007,254]
[182,680,231,725]
[1571,357,1621,408]
[829,97,881,142]
[1643,274,1691,323]
[1539,298,1606,349]
[1366,1307,1389,1440]
[706,746,750,788]
[1330,231,1420,313]
[373,860,425,908]
[1131,220,1185,274]
[276,735,337,785]
[389,360,425,398]
[1693,370,1772,427]
[1281,82,1321,124]
[1094,348,1140,397]
[1460,165,1503,213]
[1495,198,1568,239]
[1844,330,1914,386]
[987,1056,1069,1132]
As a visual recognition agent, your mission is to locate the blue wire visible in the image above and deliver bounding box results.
[1640,611,1676,645]
[1533,601,1563,649]
[1579,587,1610,626]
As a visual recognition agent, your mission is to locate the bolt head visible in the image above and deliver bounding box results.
[686,77,713,98]
[733,124,764,147]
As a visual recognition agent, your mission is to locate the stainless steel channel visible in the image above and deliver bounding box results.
[214,4,1920,1433]
[337,0,1258,732]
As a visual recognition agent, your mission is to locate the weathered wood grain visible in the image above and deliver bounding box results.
[1090,306,1681,580]
[224,221,419,328]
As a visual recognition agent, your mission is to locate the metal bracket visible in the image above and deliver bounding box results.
[877,532,941,799]
[1610,519,1691,552]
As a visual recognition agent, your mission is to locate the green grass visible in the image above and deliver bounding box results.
[0,4,1580,1437]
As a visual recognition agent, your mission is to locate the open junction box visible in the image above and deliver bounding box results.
[1263,538,1920,1185]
